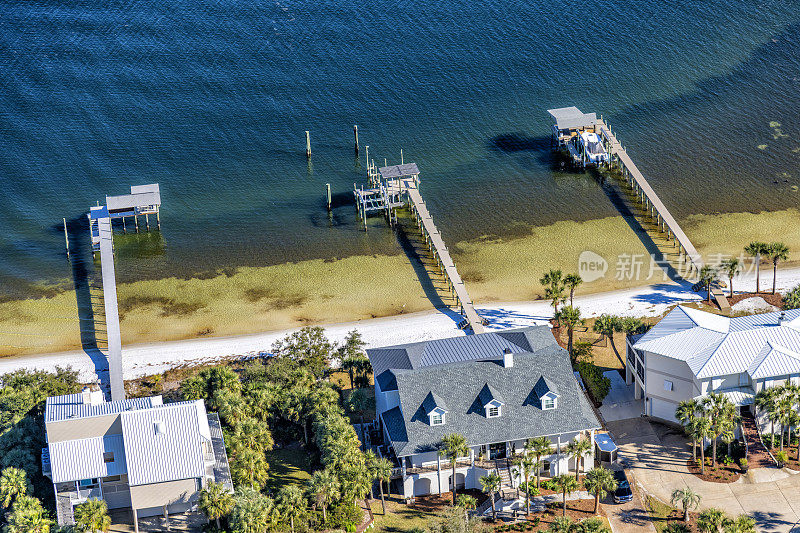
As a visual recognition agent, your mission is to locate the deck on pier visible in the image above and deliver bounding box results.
[403,180,485,334]
[598,122,704,272]
[97,215,124,401]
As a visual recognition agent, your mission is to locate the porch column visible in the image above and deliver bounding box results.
[589,430,596,471]
[625,356,633,385]
[437,455,442,494]
[133,509,139,533]
[557,434,561,455]
[470,448,475,466]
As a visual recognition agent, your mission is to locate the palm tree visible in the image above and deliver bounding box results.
[6,494,52,533]
[583,467,617,514]
[593,314,621,364]
[690,417,712,474]
[276,485,306,533]
[724,514,756,533]
[373,456,393,515]
[231,488,276,533]
[0,468,30,509]
[767,242,790,294]
[540,269,566,314]
[512,453,537,515]
[74,498,111,533]
[565,436,591,481]
[556,305,583,355]
[438,433,469,505]
[745,242,768,293]
[676,399,702,461]
[455,494,477,525]
[720,258,741,298]
[551,474,578,516]
[199,481,233,529]
[699,265,719,304]
[564,273,583,307]
[529,436,552,489]
[698,507,727,533]
[347,388,374,445]
[308,468,339,523]
[479,472,502,521]
[702,393,737,468]
[670,487,701,522]
[755,387,779,444]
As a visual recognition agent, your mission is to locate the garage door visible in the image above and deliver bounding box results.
[413,478,432,496]
[650,397,678,423]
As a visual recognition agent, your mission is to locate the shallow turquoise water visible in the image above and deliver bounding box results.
[1,0,799,295]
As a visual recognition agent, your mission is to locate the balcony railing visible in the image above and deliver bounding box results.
[405,458,473,475]
[41,448,51,477]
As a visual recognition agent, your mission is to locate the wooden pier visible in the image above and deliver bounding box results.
[549,107,703,277]
[353,162,485,334]
[85,183,162,401]
[596,120,704,275]
[89,206,124,401]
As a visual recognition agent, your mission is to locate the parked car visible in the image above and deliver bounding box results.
[613,469,633,504]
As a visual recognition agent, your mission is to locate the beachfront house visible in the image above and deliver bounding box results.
[42,389,232,531]
[628,305,800,428]
[368,326,601,497]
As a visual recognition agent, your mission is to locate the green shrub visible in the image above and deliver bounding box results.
[784,284,800,309]
[576,361,611,402]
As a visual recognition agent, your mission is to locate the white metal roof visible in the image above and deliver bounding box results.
[547,107,597,130]
[694,386,754,407]
[50,434,127,483]
[634,306,800,379]
[120,401,209,486]
[46,394,159,424]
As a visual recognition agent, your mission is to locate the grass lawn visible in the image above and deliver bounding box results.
[265,446,314,492]
[370,498,431,533]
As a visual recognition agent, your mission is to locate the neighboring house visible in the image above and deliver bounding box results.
[628,305,800,427]
[368,326,601,498]
[42,389,232,531]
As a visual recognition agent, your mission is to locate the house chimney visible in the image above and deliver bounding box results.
[502,348,514,368]
[81,386,104,405]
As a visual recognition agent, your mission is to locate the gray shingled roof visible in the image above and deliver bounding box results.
[381,337,600,457]
[368,327,554,377]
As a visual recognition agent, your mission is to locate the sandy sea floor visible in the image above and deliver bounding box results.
[2,207,800,357]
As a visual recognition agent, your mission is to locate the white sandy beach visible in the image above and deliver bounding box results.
[2,266,799,383]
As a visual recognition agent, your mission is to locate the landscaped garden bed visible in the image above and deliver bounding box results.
[489,499,608,532]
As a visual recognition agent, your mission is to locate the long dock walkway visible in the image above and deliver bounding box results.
[402,179,485,334]
[597,121,704,275]
[91,207,124,401]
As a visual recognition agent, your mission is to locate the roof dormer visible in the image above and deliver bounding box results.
[477,383,505,418]
[533,376,560,410]
[421,392,448,426]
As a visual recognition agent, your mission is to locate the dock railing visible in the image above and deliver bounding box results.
[598,121,703,277]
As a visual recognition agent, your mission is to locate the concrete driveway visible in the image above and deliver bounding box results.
[599,370,643,422]
[606,417,800,532]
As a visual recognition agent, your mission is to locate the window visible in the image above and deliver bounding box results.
[431,413,444,426]
[488,406,500,418]
[663,380,673,392]
[542,397,557,410]
[103,451,115,463]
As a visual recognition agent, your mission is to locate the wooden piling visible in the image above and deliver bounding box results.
[122,216,126,233]
[354,125,359,154]
[326,183,332,210]
[157,207,161,229]
[145,213,149,231]
[63,218,70,258]
[305,131,311,158]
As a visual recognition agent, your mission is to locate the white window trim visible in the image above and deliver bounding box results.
[430,412,445,426]
[663,380,673,392]
[486,405,501,418]
[542,397,557,410]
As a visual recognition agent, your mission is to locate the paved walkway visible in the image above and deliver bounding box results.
[742,412,774,468]
[607,418,800,533]
[599,370,643,422]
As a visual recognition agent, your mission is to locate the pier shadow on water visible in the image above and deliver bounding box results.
[489,133,554,167]
[64,216,110,392]
[589,168,684,283]
[394,214,466,329]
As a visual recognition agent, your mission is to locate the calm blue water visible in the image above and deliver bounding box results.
[1,0,800,296]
